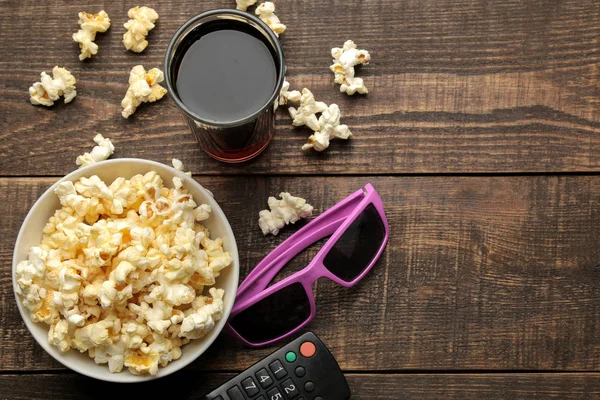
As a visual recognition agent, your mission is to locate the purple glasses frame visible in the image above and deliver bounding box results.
[226,184,389,347]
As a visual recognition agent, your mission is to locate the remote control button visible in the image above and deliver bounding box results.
[269,359,288,379]
[285,351,297,363]
[267,387,284,400]
[314,397,323,400]
[242,377,260,397]
[256,397,266,400]
[304,381,315,392]
[294,366,306,377]
[226,386,245,400]
[281,378,300,399]
[256,368,274,388]
[299,341,316,358]
[210,396,224,400]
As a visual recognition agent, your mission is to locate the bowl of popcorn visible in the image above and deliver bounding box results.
[12,158,239,382]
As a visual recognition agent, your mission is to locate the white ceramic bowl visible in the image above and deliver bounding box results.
[12,158,239,382]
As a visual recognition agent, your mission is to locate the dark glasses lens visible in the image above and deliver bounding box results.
[229,282,311,344]
[323,203,386,282]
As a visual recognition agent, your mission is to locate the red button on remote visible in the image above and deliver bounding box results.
[299,341,316,358]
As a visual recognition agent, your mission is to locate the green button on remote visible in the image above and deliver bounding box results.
[285,351,297,362]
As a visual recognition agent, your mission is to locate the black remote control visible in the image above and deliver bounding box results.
[201,332,351,400]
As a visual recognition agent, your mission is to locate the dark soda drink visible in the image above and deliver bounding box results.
[165,11,285,162]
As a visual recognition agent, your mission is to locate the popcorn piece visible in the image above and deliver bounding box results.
[179,288,224,339]
[54,181,93,217]
[16,171,232,376]
[151,283,195,307]
[288,89,327,131]
[258,192,313,236]
[99,279,132,308]
[124,348,160,375]
[171,158,193,177]
[14,247,50,316]
[172,177,183,190]
[73,317,117,352]
[123,6,159,53]
[76,134,115,168]
[288,88,352,151]
[67,312,86,327]
[113,261,136,285]
[109,178,139,215]
[148,333,182,367]
[91,341,126,373]
[302,103,352,152]
[121,65,167,118]
[121,321,149,349]
[29,66,77,107]
[82,279,103,305]
[73,11,111,61]
[58,263,82,293]
[171,158,183,171]
[275,79,301,111]
[49,319,72,352]
[34,290,60,324]
[236,0,258,11]
[202,236,233,274]
[330,40,371,95]
[130,226,155,249]
[193,204,211,222]
[74,175,113,199]
[255,2,286,37]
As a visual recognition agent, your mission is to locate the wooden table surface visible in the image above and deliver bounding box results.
[1,0,600,398]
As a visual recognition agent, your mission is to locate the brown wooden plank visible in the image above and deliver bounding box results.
[1,0,600,175]
[1,373,599,399]
[1,175,599,372]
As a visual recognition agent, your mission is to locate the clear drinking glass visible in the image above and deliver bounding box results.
[164,9,285,163]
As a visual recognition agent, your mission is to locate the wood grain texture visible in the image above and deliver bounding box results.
[2,176,599,372]
[1,373,599,399]
[1,0,600,175]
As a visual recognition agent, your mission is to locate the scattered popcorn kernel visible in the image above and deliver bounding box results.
[121,65,167,118]
[302,103,352,152]
[236,0,258,11]
[258,192,313,236]
[255,2,286,37]
[275,78,301,111]
[123,6,159,53]
[330,40,371,95]
[76,134,115,168]
[15,172,230,376]
[288,88,327,131]
[29,66,77,107]
[287,89,352,152]
[73,11,111,61]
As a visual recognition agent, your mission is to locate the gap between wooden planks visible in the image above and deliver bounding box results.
[0,372,599,399]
